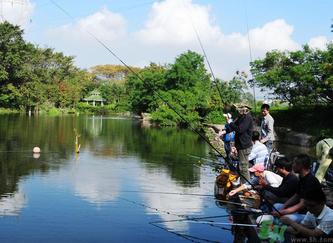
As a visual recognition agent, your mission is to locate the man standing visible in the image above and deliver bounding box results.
[221,104,253,184]
[260,104,275,154]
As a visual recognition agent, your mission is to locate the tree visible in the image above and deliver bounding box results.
[250,44,333,107]
[126,63,167,114]
[0,21,33,107]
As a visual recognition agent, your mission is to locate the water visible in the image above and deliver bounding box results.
[0,114,237,243]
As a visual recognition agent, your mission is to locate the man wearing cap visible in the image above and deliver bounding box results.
[221,103,253,184]
[229,163,282,196]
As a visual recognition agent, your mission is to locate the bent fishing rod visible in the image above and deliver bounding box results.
[50,0,283,217]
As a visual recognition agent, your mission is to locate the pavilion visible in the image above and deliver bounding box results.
[83,90,106,106]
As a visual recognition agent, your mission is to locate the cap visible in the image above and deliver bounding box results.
[234,103,252,110]
[248,163,265,172]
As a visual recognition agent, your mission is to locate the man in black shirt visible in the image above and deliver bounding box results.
[222,104,253,184]
[260,157,298,210]
[272,154,322,223]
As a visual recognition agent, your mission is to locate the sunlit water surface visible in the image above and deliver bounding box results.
[0,114,238,243]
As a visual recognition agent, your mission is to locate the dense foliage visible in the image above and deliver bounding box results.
[126,51,247,126]
[0,22,249,126]
[250,44,333,108]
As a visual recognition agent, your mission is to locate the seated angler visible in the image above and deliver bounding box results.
[228,163,282,196]
[272,154,322,223]
[260,157,299,210]
[248,131,268,166]
[281,188,333,241]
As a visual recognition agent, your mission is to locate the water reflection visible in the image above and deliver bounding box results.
[0,186,27,217]
[0,115,243,242]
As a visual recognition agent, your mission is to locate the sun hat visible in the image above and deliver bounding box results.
[234,102,252,110]
[248,163,265,172]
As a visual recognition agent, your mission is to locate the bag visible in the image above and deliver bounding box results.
[323,140,333,156]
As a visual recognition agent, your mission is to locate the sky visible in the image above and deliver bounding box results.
[1,0,333,98]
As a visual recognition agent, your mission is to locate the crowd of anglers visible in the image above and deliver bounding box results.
[215,103,333,242]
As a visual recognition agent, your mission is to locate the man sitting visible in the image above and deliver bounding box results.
[248,131,268,166]
[229,163,282,196]
[260,157,299,210]
[281,188,333,241]
[272,154,322,223]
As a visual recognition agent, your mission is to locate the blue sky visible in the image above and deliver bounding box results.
[1,0,333,92]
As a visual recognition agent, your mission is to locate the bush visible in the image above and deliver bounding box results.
[204,110,225,124]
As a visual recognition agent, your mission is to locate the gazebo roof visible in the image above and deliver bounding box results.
[84,90,106,101]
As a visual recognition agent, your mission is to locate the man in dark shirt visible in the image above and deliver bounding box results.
[260,157,298,210]
[221,103,253,184]
[272,154,322,223]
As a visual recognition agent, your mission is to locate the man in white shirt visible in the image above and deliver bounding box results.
[281,188,333,240]
[229,163,282,196]
[260,104,275,154]
[248,131,268,166]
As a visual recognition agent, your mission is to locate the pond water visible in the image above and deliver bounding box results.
[0,114,240,243]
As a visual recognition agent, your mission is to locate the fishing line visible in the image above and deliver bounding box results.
[243,0,257,114]
[180,0,227,111]
[152,214,233,223]
[49,0,230,164]
[50,0,283,217]
[99,189,233,237]
[149,221,222,243]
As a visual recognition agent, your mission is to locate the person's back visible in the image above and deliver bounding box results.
[232,112,253,150]
[315,135,333,183]
[249,139,268,166]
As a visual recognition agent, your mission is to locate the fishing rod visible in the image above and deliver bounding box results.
[150,214,232,225]
[149,221,223,243]
[187,221,258,227]
[243,0,257,114]
[50,0,283,217]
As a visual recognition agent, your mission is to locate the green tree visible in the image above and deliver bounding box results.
[126,63,167,114]
[250,44,333,107]
[0,21,34,108]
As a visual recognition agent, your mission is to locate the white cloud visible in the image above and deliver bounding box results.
[46,7,127,43]
[32,0,304,81]
[0,0,35,29]
[133,0,220,46]
[308,36,329,50]
[248,19,300,54]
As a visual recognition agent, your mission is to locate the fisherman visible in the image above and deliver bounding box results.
[260,157,298,210]
[248,131,268,166]
[314,135,333,184]
[272,154,322,223]
[260,104,275,154]
[281,188,333,241]
[221,103,253,184]
[228,130,267,166]
[228,163,282,196]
